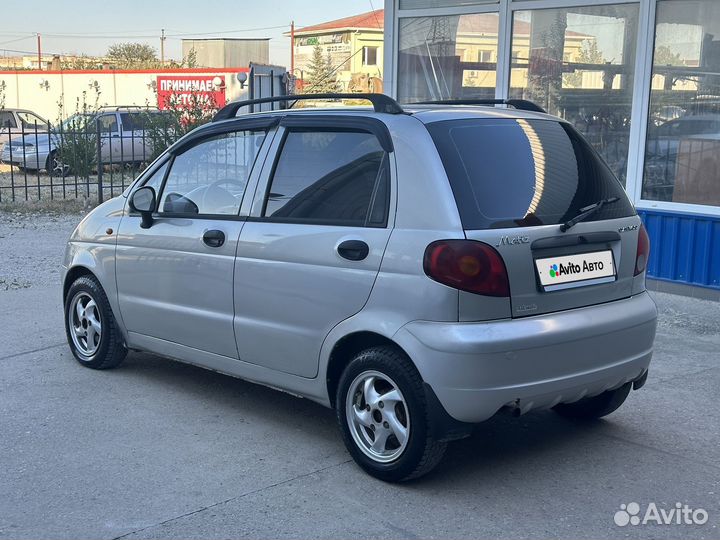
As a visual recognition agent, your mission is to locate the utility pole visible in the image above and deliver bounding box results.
[37,33,42,70]
[160,28,166,66]
[290,21,295,76]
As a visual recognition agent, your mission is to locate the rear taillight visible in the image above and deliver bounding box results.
[423,240,510,297]
[634,223,650,276]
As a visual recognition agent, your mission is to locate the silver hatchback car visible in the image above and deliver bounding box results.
[62,94,657,482]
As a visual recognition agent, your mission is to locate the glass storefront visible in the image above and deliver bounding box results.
[509,5,639,185]
[398,13,499,102]
[641,0,720,207]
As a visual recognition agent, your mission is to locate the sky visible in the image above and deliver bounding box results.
[0,0,380,66]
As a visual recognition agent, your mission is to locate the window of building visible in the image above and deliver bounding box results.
[641,0,720,207]
[159,131,265,216]
[263,130,389,226]
[508,5,639,186]
[363,46,379,66]
[398,13,499,103]
[399,0,497,8]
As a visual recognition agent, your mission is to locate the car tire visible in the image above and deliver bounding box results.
[336,346,446,482]
[46,151,70,176]
[64,275,127,370]
[553,382,632,420]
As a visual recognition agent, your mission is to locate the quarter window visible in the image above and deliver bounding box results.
[263,130,389,226]
[0,111,17,129]
[159,130,266,216]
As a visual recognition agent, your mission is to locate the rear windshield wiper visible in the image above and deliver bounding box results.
[560,197,620,232]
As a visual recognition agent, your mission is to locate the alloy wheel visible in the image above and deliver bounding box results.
[68,292,102,357]
[345,370,410,463]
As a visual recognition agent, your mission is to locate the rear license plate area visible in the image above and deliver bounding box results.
[535,250,616,292]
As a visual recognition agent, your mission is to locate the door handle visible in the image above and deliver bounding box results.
[337,240,369,261]
[203,229,225,248]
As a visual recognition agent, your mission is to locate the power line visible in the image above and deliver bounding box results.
[0,24,293,41]
[0,36,35,47]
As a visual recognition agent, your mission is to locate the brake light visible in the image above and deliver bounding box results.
[634,223,650,276]
[423,240,510,297]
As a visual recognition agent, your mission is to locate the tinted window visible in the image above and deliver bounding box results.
[97,114,118,134]
[0,112,17,128]
[426,118,635,230]
[264,130,389,226]
[159,130,265,215]
[120,113,146,131]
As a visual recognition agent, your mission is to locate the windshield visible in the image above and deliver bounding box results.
[59,113,95,131]
[426,118,636,230]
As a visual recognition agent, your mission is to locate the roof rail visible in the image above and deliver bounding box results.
[213,93,404,122]
[97,105,158,111]
[412,99,546,114]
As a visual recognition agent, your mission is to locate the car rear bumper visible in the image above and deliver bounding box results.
[393,292,658,423]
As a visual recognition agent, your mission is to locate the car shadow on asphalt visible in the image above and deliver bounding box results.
[116,351,610,483]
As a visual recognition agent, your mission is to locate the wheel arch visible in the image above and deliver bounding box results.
[326,331,412,408]
[63,265,96,302]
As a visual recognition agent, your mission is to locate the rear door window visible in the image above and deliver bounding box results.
[262,130,390,227]
[425,118,635,229]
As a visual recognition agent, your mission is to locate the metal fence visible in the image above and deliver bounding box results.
[0,114,175,204]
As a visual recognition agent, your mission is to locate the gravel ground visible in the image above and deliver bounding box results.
[0,210,84,290]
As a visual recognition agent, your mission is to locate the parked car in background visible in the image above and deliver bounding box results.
[1,106,165,174]
[643,113,720,201]
[0,108,50,154]
[62,94,657,482]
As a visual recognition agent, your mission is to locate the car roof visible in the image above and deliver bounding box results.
[214,103,559,127]
[1,108,42,114]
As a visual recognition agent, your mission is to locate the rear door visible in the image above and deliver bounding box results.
[233,116,394,378]
[426,117,639,319]
[119,112,147,163]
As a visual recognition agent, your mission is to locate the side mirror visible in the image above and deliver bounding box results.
[130,186,156,229]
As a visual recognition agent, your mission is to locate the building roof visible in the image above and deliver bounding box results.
[181,38,271,41]
[295,9,384,35]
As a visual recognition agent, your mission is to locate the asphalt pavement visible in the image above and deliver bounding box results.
[1,211,718,540]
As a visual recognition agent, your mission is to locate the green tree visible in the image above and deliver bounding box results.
[304,44,339,94]
[565,39,604,88]
[106,42,159,69]
[654,45,684,67]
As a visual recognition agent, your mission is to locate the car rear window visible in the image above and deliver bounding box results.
[425,118,635,230]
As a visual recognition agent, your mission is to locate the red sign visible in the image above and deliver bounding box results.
[157,75,226,109]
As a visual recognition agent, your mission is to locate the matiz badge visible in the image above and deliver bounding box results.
[496,235,530,247]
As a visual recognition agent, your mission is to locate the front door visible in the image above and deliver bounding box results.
[234,120,394,377]
[116,126,271,357]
